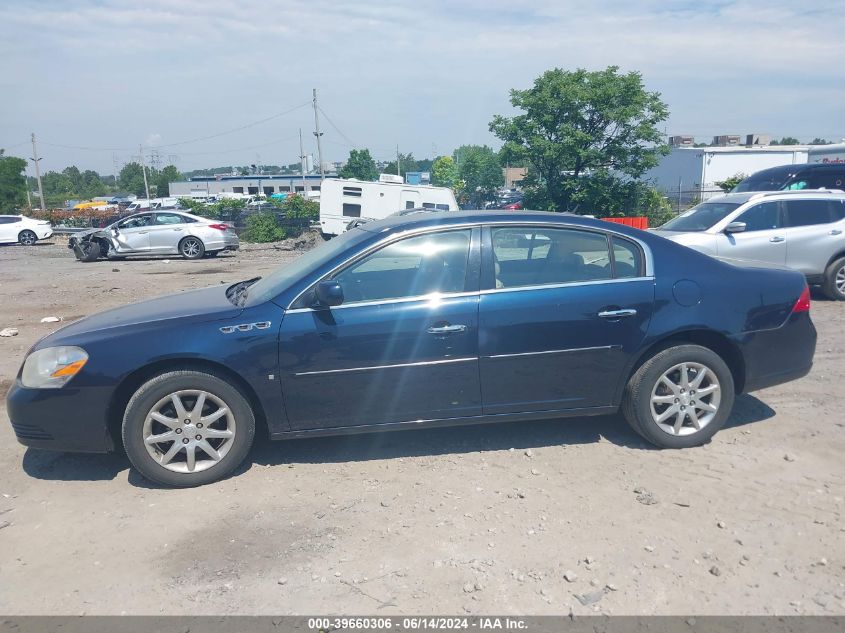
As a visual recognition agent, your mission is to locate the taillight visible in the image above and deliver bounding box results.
[208,223,229,230]
[792,286,811,313]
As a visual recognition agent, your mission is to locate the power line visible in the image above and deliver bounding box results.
[36,101,310,153]
[176,135,301,156]
[317,105,359,149]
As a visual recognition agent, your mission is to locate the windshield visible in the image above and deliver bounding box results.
[244,227,372,306]
[732,174,792,192]
[659,201,742,232]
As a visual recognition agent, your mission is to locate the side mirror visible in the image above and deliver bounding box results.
[314,280,344,307]
[724,221,747,234]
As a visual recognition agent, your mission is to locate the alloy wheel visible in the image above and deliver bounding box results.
[649,362,722,436]
[19,231,37,246]
[142,390,236,473]
[836,265,845,295]
[182,238,201,258]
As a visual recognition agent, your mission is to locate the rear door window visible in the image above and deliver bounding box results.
[491,227,612,288]
[783,199,833,227]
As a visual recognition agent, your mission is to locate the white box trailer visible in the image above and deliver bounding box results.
[319,177,459,236]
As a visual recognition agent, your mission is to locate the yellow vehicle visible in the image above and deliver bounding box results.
[72,201,111,211]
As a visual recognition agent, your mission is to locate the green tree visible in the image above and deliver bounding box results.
[489,66,669,214]
[244,212,286,243]
[0,151,27,212]
[155,165,182,197]
[811,138,833,145]
[715,173,747,193]
[771,137,800,146]
[431,156,459,188]
[119,162,149,198]
[338,149,378,181]
[381,153,418,178]
[453,145,503,208]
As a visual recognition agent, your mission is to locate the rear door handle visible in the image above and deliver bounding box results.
[598,309,637,319]
[769,236,785,243]
[427,324,467,334]
[831,229,843,236]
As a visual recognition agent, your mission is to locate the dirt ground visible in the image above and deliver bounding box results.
[0,237,843,616]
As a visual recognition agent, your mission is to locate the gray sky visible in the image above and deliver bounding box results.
[2,0,844,174]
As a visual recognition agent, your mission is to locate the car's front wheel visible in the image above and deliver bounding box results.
[822,256,845,301]
[122,370,255,487]
[18,230,37,246]
[73,239,101,262]
[179,236,205,260]
[622,344,735,448]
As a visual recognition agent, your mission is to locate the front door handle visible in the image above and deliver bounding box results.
[769,236,785,243]
[831,229,843,236]
[427,324,467,334]
[598,309,637,319]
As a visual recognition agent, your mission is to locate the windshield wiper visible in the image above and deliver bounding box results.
[226,277,261,306]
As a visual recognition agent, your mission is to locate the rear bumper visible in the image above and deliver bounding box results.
[738,312,817,393]
[6,380,114,453]
[36,226,53,239]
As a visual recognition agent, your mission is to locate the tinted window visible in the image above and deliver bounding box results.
[660,202,741,231]
[783,199,832,227]
[342,203,361,217]
[736,202,781,231]
[405,201,415,209]
[733,176,789,192]
[832,200,845,221]
[333,230,471,302]
[611,236,643,278]
[0,216,21,224]
[805,171,845,190]
[154,213,186,225]
[491,228,611,289]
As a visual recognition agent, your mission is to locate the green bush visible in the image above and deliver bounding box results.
[244,212,287,243]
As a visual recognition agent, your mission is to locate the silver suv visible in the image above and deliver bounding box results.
[654,190,845,300]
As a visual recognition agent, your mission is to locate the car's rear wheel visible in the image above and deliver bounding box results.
[73,239,101,262]
[622,344,735,448]
[822,256,845,301]
[18,230,37,246]
[122,370,255,487]
[179,236,205,260]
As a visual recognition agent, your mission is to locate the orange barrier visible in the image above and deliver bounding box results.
[603,216,649,230]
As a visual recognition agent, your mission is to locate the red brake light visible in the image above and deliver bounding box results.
[208,223,229,230]
[792,286,811,313]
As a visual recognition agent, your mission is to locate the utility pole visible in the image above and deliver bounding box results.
[30,133,46,210]
[312,88,325,181]
[396,145,401,177]
[24,163,32,209]
[299,129,307,192]
[139,144,151,201]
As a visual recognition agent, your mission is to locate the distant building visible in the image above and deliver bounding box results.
[644,145,809,203]
[405,171,431,185]
[502,167,527,188]
[168,174,328,198]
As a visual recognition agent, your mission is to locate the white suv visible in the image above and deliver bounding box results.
[0,214,54,246]
[654,190,845,300]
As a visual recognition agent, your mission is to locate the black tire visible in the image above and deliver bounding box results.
[179,236,205,260]
[622,344,735,448]
[18,230,37,246]
[122,370,255,487]
[822,256,845,301]
[73,239,101,262]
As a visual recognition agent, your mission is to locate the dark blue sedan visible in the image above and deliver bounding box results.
[7,211,817,486]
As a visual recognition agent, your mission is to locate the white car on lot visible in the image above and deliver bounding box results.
[67,210,239,261]
[0,214,53,246]
[653,189,845,300]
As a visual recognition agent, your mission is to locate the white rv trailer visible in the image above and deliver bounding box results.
[319,176,459,236]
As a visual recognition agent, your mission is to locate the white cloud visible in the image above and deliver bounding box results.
[1,0,843,172]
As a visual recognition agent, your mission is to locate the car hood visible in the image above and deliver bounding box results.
[42,285,243,343]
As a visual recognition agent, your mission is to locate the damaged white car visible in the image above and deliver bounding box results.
[68,211,239,262]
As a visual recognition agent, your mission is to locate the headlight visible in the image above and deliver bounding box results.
[21,346,88,389]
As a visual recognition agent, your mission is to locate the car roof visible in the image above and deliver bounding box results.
[358,210,637,236]
[747,163,845,178]
[702,189,845,205]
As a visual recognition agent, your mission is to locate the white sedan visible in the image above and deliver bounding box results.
[0,215,53,245]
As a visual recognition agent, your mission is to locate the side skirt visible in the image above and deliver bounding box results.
[270,405,619,440]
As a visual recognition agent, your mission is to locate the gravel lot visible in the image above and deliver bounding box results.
[0,238,843,616]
